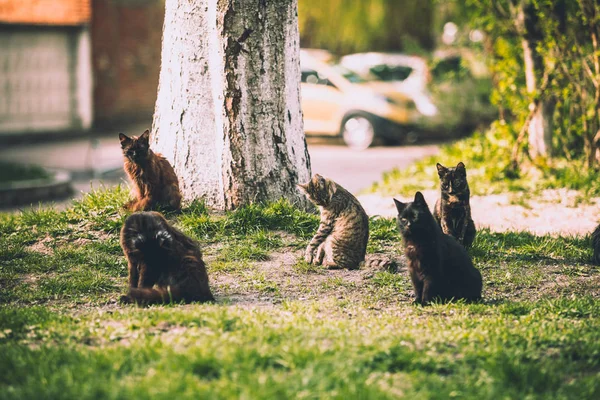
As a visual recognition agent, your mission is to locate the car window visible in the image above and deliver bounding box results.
[430,56,471,82]
[329,64,367,83]
[368,64,413,82]
[301,69,336,88]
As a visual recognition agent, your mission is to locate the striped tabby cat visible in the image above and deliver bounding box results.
[433,162,476,248]
[298,174,396,271]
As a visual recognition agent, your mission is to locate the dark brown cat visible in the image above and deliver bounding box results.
[119,130,182,212]
[433,162,476,247]
[120,211,214,305]
[394,192,482,304]
[298,174,396,271]
[592,224,600,265]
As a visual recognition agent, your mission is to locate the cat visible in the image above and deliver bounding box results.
[298,174,397,271]
[592,224,600,265]
[394,191,482,304]
[433,162,476,247]
[119,211,214,305]
[119,129,182,212]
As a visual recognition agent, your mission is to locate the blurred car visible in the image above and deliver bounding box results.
[300,49,424,150]
[339,50,495,136]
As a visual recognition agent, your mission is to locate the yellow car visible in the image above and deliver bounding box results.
[300,50,423,150]
[340,51,495,136]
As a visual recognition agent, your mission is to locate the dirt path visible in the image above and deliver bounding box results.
[358,188,600,237]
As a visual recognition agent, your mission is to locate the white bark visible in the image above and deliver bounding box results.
[527,99,554,159]
[519,6,554,159]
[152,0,311,210]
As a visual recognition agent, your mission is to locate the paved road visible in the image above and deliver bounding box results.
[308,142,440,193]
[0,134,440,210]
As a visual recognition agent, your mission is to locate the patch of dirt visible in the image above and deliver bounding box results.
[26,236,54,255]
[207,245,408,306]
[359,189,600,236]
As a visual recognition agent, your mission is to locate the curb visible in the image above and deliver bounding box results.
[69,166,125,180]
[0,169,73,207]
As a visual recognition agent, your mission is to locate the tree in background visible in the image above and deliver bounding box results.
[151,0,311,210]
[447,0,600,169]
[299,0,434,54]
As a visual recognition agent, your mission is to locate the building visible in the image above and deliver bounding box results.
[0,0,92,135]
[0,0,164,137]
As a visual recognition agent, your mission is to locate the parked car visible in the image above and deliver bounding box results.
[339,50,495,137]
[300,49,424,150]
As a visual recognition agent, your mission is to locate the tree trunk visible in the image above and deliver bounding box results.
[151,0,311,210]
[519,1,554,159]
[527,97,555,159]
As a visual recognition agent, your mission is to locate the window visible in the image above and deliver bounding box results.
[301,69,336,88]
[369,64,413,82]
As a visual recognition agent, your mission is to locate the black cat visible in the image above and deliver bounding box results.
[394,192,483,304]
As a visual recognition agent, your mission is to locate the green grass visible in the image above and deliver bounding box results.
[1,187,599,398]
[0,162,50,184]
[369,129,600,198]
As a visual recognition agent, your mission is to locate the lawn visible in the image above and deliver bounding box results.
[1,185,599,399]
[369,130,600,200]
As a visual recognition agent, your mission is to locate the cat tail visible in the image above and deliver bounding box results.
[121,286,213,305]
[363,255,406,273]
[592,224,600,265]
[121,286,183,305]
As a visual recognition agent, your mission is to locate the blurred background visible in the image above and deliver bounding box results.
[0,0,495,207]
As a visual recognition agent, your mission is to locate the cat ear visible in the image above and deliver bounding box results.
[456,162,466,174]
[313,174,327,189]
[119,133,132,147]
[326,179,337,199]
[414,191,427,206]
[393,198,406,214]
[436,163,448,177]
[139,129,150,143]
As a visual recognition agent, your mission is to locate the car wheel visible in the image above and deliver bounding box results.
[341,115,376,150]
[405,131,419,144]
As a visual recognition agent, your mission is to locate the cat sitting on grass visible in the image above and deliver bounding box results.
[394,192,482,304]
[120,211,214,305]
[119,130,182,212]
[298,174,397,271]
[434,162,476,248]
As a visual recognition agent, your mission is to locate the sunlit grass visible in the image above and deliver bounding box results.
[369,130,600,198]
[0,186,599,398]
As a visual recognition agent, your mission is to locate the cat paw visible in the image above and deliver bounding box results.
[304,251,314,264]
[155,230,173,247]
[130,234,146,249]
[119,294,132,304]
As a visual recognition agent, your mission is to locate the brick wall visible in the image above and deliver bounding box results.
[0,0,90,26]
[91,0,164,127]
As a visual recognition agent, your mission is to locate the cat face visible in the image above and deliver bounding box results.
[436,162,468,196]
[119,130,151,163]
[297,174,337,206]
[393,192,430,236]
[123,212,172,250]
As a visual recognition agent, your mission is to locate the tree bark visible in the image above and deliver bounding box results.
[519,1,554,159]
[151,0,311,210]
